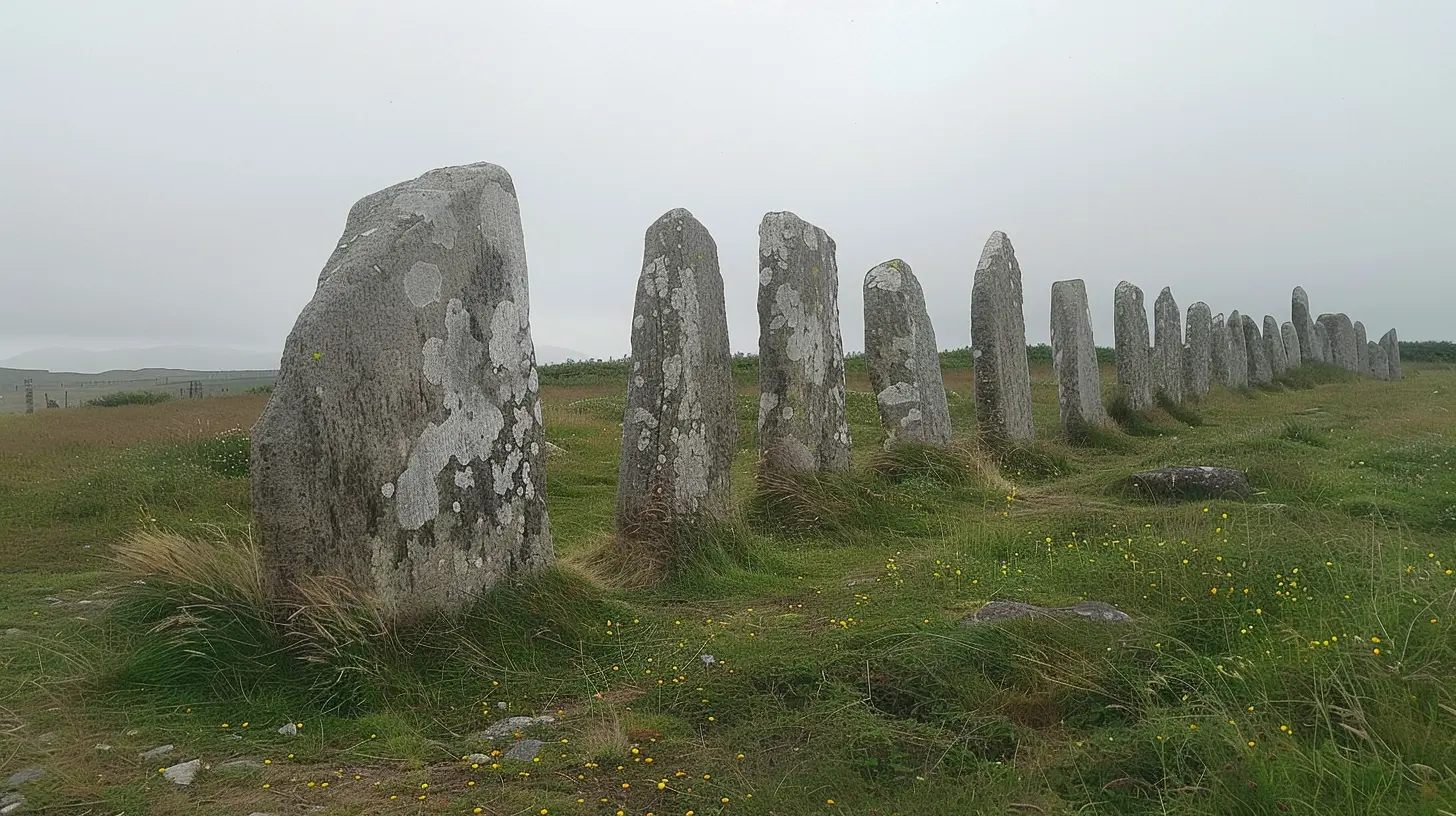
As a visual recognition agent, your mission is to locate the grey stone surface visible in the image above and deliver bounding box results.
[1153,288,1183,403]
[479,715,556,740]
[1126,466,1253,500]
[1050,279,1111,435]
[1243,315,1272,385]
[1210,313,1230,387]
[214,759,265,776]
[1281,321,1302,369]
[1227,310,1249,388]
[1185,302,1212,398]
[863,259,952,448]
[1313,321,1331,364]
[1264,315,1289,377]
[1381,328,1402,380]
[162,759,201,786]
[504,739,545,762]
[1113,281,1153,412]
[971,231,1036,441]
[1,793,25,816]
[1291,286,1317,362]
[1354,321,1369,374]
[251,163,552,616]
[962,600,1131,625]
[616,209,736,533]
[1368,342,1390,380]
[1318,313,1359,371]
[138,744,174,762]
[5,767,43,787]
[757,212,852,474]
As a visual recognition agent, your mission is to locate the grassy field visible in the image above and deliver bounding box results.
[1,361,1454,815]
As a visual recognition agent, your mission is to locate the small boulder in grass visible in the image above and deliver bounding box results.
[1124,466,1252,501]
[962,600,1131,626]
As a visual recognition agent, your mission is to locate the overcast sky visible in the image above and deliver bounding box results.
[2,1,1453,368]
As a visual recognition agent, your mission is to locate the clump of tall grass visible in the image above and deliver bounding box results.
[1106,391,1166,437]
[866,442,1010,492]
[1279,361,1359,389]
[573,501,753,589]
[88,390,172,407]
[1155,392,1206,427]
[1279,418,1329,447]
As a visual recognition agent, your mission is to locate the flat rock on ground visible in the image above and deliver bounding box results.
[1125,466,1252,501]
[477,715,556,740]
[162,759,201,785]
[504,739,545,761]
[962,600,1131,625]
[5,767,43,787]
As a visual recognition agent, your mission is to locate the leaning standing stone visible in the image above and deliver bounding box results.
[1281,321,1302,369]
[1380,328,1402,380]
[1211,313,1230,386]
[1313,321,1332,364]
[616,209,737,534]
[1227,310,1249,388]
[1263,315,1289,377]
[1318,313,1359,371]
[757,212,851,475]
[1185,302,1212,398]
[251,162,552,616]
[1291,286,1318,363]
[1050,279,1111,435]
[971,231,1036,442]
[1153,287,1183,403]
[1114,281,1153,411]
[864,259,953,448]
[1354,321,1369,374]
[1368,342,1390,380]
[1242,315,1272,386]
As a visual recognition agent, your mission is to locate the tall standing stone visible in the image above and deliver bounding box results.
[1318,313,1359,371]
[1242,315,1272,385]
[971,232,1036,442]
[1291,286,1317,363]
[863,259,952,448]
[1050,279,1111,435]
[1281,322,1302,369]
[251,162,552,616]
[1211,313,1230,386]
[757,212,851,475]
[1227,310,1249,388]
[1263,315,1289,377]
[1380,329,1403,380]
[616,209,736,534]
[1153,288,1183,403]
[1313,321,1332,364]
[1185,302,1212,398]
[1368,342,1390,380]
[1354,321,1369,374]
[1114,281,1153,412]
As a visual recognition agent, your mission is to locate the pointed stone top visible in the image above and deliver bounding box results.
[1293,285,1309,302]
[1160,286,1173,298]
[1115,280,1141,296]
[653,207,696,225]
[978,231,1014,267]
[865,258,914,292]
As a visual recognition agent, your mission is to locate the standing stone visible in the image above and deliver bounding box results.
[1113,281,1153,412]
[616,209,736,534]
[1281,322,1302,369]
[1153,288,1183,403]
[1227,310,1249,388]
[251,163,551,616]
[1185,302,1212,398]
[863,259,952,448]
[971,231,1036,442]
[1291,287,1318,363]
[1368,342,1390,380]
[1354,321,1369,374]
[1263,315,1289,377]
[1242,315,1272,386]
[1380,328,1403,380]
[757,212,851,475]
[1050,279,1111,435]
[1313,321,1332,364]
[1211,313,1230,386]
[1318,313,1359,371]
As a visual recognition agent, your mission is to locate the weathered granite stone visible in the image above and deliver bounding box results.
[1227,310,1249,388]
[1313,321,1331,364]
[1211,313,1230,386]
[1281,321,1302,369]
[5,767,43,787]
[1125,466,1253,501]
[757,212,851,474]
[162,759,201,786]
[1292,286,1317,362]
[504,739,545,762]
[1318,313,1359,371]
[971,232,1036,441]
[138,745,174,762]
[1153,288,1183,403]
[1264,315,1289,377]
[478,715,556,740]
[1185,302,1212,398]
[1368,341,1390,380]
[1113,281,1153,411]
[1380,328,1402,380]
[863,259,952,448]
[1243,315,1272,385]
[1050,279,1111,435]
[1354,321,1369,374]
[616,209,736,533]
[252,164,552,617]
[962,600,1131,625]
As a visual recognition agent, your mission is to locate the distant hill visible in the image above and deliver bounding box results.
[0,346,280,374]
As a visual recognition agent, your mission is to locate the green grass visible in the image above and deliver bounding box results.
[87,389,173,407]
[1,365,1454,814]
